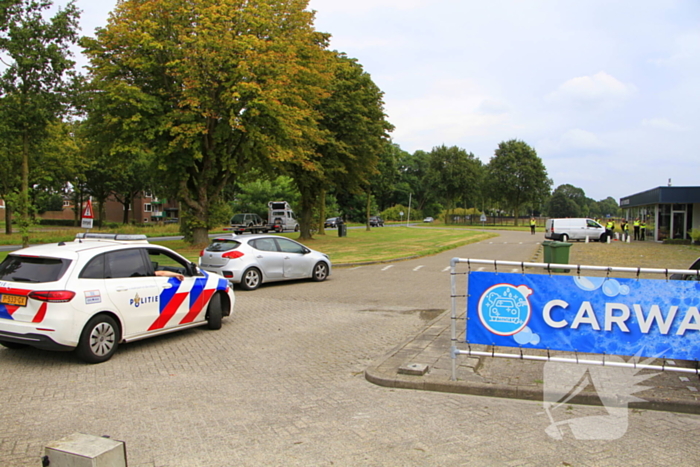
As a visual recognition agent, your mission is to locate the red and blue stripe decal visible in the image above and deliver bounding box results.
[0,304,20,320]
[148,274,226,330]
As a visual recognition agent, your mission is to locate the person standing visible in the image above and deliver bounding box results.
[633,218,640,241]
[622,220,630,241]
[640,220,646,241]
[605,218,615,242]
[530,217,536,235]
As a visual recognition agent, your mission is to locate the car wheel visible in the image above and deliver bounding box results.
[241,267,262,290]
[206,293,223,330]
[312,262,329,282]
[76,314,120,364]
[561,234,568,242]
[0,341,27,350]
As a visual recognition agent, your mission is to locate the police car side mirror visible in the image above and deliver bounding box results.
[188,262,202,275]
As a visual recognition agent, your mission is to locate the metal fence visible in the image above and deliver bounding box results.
[449,258,700,379]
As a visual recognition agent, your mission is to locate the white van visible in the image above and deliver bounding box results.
[544,218,607,242]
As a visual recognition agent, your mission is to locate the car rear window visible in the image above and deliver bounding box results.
[206,239,241,253]
[0,255,71,283]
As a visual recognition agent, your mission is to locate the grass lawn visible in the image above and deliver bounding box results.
[1,223,696,270]
[0,225,496,265]
[153,227,497,264]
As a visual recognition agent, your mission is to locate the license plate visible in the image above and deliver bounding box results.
[0,294,27,307]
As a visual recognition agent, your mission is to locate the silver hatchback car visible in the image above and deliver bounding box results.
[198,234,331,290]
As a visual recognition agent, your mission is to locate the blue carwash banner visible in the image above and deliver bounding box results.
[466,271,700,361]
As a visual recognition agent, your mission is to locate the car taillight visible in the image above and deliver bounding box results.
[222,250,244,259]
[28,291,76,303]
[226,250,243,259]
[199,250,205,257]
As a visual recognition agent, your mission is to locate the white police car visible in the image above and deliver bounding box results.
[0,233,234,363]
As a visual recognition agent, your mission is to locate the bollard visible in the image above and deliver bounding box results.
[607,235,611,244]
[627,235,631,243]
[585,236,589,243]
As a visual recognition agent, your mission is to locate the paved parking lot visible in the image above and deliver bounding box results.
[1,230,700,466]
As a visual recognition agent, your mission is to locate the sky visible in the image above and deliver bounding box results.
[62,0,699,202]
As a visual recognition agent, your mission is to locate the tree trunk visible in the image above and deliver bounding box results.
[5,203,12,235]
[192,226,209,246]
[365,190,371,231]
[297,186,316,241]
[21,132,30,248]
[317,188,326,235]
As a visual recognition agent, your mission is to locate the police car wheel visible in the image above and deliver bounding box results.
[0,340,27,350]
[241,268,262,291]
[76,315,120,364]
[207,293,223,330]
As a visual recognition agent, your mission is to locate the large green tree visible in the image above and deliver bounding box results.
[427,145,482,222]
[82,0,330,244]
[291,52,392,238]
[486,139,551,225]
[546,183,587,218]
[0,0,80,245]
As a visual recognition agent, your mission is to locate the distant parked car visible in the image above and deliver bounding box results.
[199,234,331,291]
[369,216,384,227]
[423,217,434,223]
[324,217,342,228]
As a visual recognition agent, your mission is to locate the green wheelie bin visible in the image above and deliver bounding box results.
[542,240,572,273]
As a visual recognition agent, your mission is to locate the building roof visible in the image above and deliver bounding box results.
[620,186,700,208]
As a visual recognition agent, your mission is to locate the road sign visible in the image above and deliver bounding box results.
[81,200,94,229]
[81,200,94,219]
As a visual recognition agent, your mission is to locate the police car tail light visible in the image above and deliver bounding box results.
[28,291,76,303]
[222,251,244,259]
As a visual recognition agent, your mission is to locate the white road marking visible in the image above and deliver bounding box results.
[381,265,393,271]
[442,267,451,272]
[413,265,424,271]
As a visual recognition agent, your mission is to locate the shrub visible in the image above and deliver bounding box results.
[380,205,423,222]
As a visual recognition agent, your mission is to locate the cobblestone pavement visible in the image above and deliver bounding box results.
[1,230,699,466]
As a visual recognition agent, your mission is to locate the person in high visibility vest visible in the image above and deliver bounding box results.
[605,219,615,241]
[640,220,646,241]
[622,220,630,241]
[633,218,640,241]
[530,217,536,235]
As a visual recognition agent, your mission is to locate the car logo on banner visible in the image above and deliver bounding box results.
[477,283,533,336]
